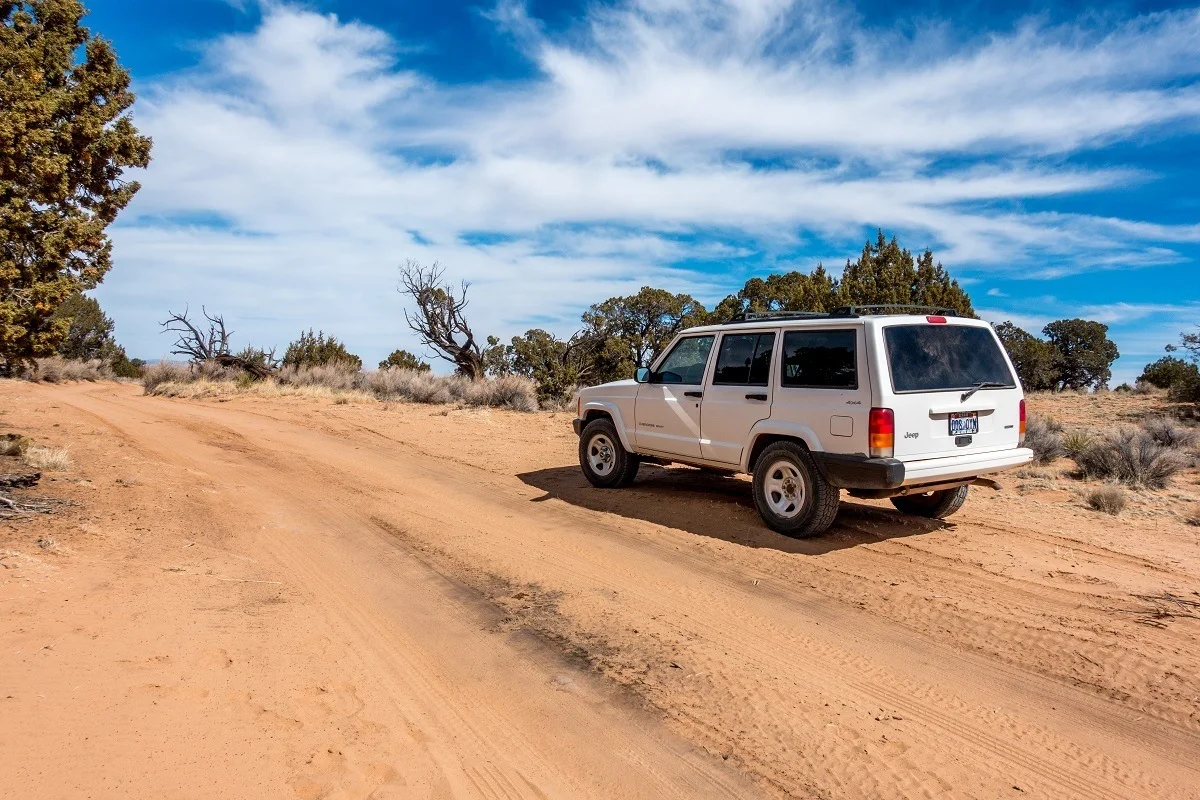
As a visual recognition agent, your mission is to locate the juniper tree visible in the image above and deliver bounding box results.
[837,231,974,316]
[1,1,152,372]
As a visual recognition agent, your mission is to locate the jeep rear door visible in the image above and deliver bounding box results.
[879,320,1022,459]
[699,330,778,463]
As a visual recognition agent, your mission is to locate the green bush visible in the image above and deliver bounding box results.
[379,349,430,371]
[282,330,362,370]
[1139,356,1199,390]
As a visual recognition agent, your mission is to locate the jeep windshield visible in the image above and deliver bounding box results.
[884,324,1016,393]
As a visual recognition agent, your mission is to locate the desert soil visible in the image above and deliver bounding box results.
[2,381,1199,799]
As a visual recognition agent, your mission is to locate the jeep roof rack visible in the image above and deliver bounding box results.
[726,310,853,324]
[724,304,958,324]
[833,304,959,317]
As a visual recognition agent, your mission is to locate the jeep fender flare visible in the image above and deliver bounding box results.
[741,420,824,473]
[579,400,636,452]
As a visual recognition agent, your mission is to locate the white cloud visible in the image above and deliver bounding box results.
[102,0,1200,366]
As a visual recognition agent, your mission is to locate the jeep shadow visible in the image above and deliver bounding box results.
[517,464,951,555]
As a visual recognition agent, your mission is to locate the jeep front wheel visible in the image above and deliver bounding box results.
[752,441,840,537]
[579,419,640,488]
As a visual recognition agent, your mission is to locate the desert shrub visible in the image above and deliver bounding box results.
[1138,356,1200,390]
[25,357,116,382]
[1132,381,1157,395]
[1141,417,1198,450]
[1025,415,1064,464]
[276,363,362,391]
[141,361,191,391]
[1085,485,1127,515]
[22,445,71,472]
[1073,429,1188,489]
[378,349,430,372]
[144,362,541,412]
[1167,372,1200,404]
[1061,429,1095,459]
[282,330,362,370]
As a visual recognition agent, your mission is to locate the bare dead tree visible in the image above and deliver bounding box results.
[160,307,276,379]
[398,260,485,379]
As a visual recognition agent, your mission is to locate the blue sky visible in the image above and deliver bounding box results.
[84,0,1200,383]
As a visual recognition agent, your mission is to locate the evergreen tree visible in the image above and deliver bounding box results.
[282,330,362,370]
[836,231,974,316]
[993,321,1059,391]
[711,266,838,320]
[1138,356,1198,390]
[1,1,152,372]
[1042,319,1119,390]
[581,287,708,382]
[51,292,115,361]
[378,349,430,371]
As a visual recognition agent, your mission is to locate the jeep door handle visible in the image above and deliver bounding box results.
[745,393,768,401]
[684,391,703,398]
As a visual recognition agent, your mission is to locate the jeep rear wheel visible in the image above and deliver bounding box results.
[579,419,640,488]
[752,442,840,537]
[890,485,969,519]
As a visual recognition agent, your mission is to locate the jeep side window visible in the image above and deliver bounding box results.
[651,336,715,385]
[714,333,776,386]
[780,330,857,389]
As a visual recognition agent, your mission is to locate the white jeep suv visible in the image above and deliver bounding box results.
[572,307,1033,537]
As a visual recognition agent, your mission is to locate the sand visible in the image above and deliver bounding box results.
[2,380,1198,798]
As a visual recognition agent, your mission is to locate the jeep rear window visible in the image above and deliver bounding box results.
[884,324,1016,393]
[780,330,857,389]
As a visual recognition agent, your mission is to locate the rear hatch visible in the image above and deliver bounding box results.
[881,321,1023,460]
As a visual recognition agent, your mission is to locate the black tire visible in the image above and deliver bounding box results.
[890,485,970,519]
[579,419,640,488]
[751,441,840,537]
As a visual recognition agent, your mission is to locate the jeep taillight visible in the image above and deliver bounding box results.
[1019,399,1027,445]
[869,407,895,458]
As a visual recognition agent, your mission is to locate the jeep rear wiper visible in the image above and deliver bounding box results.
[960,381,1007,402]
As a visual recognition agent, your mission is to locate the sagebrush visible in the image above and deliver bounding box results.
[1072,428,1188,489]
[1024,415,1064,465]
[142,361,540,412]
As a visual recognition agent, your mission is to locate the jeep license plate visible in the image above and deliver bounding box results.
[949,411,979,436]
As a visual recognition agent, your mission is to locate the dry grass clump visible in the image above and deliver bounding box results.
[143,362,540,412]
[1073,428,1188,489]
[1085,485,1127,515]
[1025,415,1064,465]
[1186,505,1200,527]
[25,357,117,383]
[22,445,71,472]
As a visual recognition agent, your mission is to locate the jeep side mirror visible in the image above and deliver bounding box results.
[635,367,650,383]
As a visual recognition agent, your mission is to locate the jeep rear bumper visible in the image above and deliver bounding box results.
[814,447,1033,492]
[814,453,905,489]
[900,447,1033,486]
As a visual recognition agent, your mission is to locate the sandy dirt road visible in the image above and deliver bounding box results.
[3,381,1199,799]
